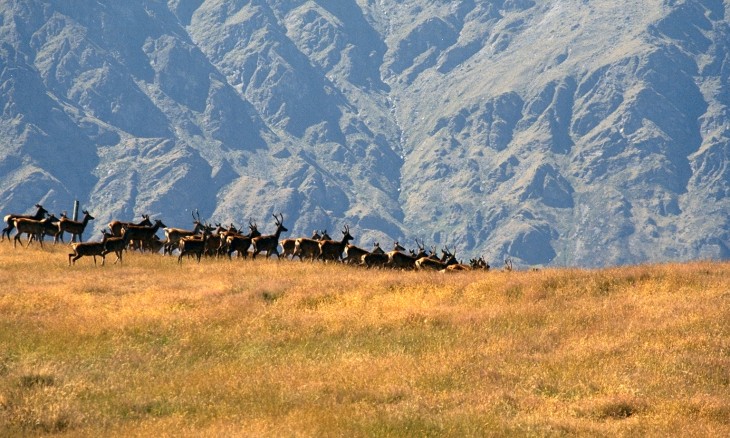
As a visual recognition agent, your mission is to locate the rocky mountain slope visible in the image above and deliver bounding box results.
[1,0,728,267]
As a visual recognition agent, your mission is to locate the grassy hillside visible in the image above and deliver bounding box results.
[0,243,728,436]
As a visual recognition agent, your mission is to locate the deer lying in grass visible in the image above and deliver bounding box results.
[415,247,458,271]
[57,210,95,243]
[252,213,288,259]
[2,204,48,241]
[68,232,110,266]
[319,225,353,262]
[13,217,54,248]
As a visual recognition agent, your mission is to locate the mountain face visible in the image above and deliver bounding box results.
[0,0,728,267]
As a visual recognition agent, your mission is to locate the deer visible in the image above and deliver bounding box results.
[178,228,211,264]
[386,240,419,270]
[122,219,167,252]
[2,204,48,241]
[343,242,386,265]
[108,214,152,237]
[68,232,110,266]
[162,210,205,255]
[251,213,288,259]
[40,214,62,244]
[24,213,61,245]
[319,225,353,262]
[101,230,129,265]
[416,247,459,271]
[57,210,95,243]
[362,241,403,268]
[470,256,490,270]
[226,221,261,259]
[13,217,54,248]
[280,230,321,260]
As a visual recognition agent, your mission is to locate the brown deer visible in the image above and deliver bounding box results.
[226,222,261,259]
[386,240,420,270]
[57,210,95,242]
[343,242,385,265]
[319,225,353,262]
[415,247,458,271]
[122,219,167,252]
[101,230,129,265]
[162,210,204,255]
[251,213,288,259]
[2,204,48,241]
[362,241,403,268]
[178,229,211,264]
[68,232,110,266]
[280,230,321,260]
[13,217,53,248]
[25,213,61,245]
[108,214,151,237]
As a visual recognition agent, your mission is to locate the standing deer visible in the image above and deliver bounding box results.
[108,214,151,237]
[68,232,110,266]
[2,204,48,241]
[226,222,261,259]
[280,230,320,260]
[362,241,403,268]
[319,225,353,262]
[57,210,95,243]
[251,213,288,259]
[13,217,54,248]
[162,210,204,255]
[178,229,211,264]
[101,230,129,265]
[386,240,419,270]
[122,219,167,252]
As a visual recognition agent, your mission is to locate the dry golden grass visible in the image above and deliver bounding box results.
[0,242,729,436]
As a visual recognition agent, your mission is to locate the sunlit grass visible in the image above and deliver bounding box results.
[1,242,728,436]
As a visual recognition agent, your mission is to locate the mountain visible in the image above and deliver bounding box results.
[0,0,728,267]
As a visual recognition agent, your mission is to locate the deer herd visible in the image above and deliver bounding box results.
[2,204,497,272]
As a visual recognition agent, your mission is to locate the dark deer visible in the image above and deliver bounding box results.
[122,219,166,252]
[178,229,211,264]
[226,221,261,259]
[363,241,403,268]
[2,204,48,241]
[251,213,288,259]
[108,214,151,237]
[318,225,354,262]
[57,210,95,243]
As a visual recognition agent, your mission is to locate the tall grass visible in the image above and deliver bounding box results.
[1,243,728,436]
